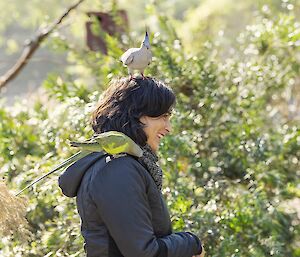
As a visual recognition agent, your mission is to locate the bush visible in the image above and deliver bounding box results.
[0,2,299,256]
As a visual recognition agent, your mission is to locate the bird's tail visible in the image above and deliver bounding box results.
[15,151,89,196]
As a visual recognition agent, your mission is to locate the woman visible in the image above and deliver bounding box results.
[59,77,204,257]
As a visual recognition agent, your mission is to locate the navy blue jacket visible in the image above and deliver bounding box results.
[58,152,202,257]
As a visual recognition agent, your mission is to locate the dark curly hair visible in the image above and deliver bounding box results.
[91,77,176,146]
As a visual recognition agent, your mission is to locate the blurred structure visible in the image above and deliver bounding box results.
[86,10,128,53]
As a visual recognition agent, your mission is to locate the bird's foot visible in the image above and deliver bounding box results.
[141,73,146,80]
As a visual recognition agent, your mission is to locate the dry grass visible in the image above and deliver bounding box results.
[0,182,29,239]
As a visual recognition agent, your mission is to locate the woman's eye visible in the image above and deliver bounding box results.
[162,114,170,120]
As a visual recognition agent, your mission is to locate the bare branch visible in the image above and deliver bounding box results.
[0,0,85,91]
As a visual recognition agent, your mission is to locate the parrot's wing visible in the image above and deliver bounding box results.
[94,131,143,157]
[69,141,97,147]
[120,48,139,65]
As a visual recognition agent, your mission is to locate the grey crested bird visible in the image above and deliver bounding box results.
[120,29,152,79]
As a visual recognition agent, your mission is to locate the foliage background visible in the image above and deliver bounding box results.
[0,0,299,256]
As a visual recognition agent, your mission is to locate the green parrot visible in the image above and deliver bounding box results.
[70,130,143,157]
[16,131,143,196]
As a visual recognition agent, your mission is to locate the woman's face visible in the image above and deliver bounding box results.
[139,113,172,152]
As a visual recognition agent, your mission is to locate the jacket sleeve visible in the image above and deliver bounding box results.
[89,157,201,257]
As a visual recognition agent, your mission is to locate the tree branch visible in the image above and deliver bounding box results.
[0,0,85,91]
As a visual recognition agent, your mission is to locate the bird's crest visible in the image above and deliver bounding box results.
[142,27,150,49]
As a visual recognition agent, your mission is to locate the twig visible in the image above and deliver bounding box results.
[0,0,85,91]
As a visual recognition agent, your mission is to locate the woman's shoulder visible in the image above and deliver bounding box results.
[90,154,150,193]
[99,154,148,179]
[106,154,142,167]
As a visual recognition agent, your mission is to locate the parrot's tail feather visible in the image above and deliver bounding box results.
[15,151,89,196]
